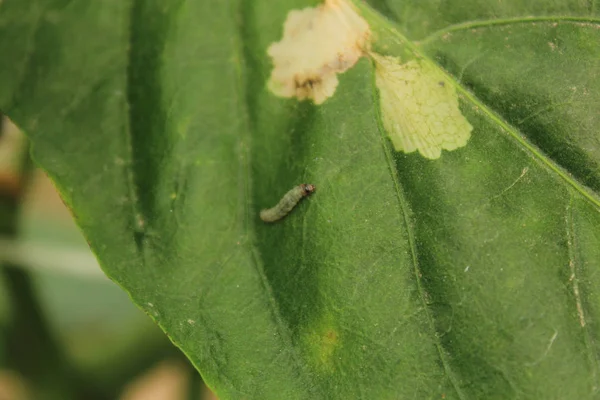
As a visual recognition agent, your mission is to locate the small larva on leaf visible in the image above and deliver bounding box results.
[260,184,316,223]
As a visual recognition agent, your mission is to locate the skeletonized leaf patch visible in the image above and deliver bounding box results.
[372,53,473,159]
[267,0,370,105]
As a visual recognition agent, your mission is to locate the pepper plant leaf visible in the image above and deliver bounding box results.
[0,0,599,398]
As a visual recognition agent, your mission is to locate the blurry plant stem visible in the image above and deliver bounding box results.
[0,118,77,399]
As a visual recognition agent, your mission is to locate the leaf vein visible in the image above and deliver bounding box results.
[369,60,468,400]
[566,193,600,392]
[418,16,600,46]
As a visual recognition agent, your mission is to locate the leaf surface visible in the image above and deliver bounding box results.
[1,0,599,398]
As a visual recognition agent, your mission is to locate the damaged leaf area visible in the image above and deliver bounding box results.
[267,0,370,104]
[267,0,473,159]
[372,53,473,159]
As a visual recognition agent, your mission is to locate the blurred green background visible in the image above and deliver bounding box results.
[0,117,216,400]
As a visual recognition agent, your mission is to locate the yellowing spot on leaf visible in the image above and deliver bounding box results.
[319,329,339,363]
[307,328,339,371]
[372,53,473,159]
[267,0,370,104]
[301,312,341,371]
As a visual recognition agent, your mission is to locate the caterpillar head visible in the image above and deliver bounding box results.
[301,184,316,196]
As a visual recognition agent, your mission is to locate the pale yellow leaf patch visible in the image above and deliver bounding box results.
[267,0,370,104]
[372,53,473,159]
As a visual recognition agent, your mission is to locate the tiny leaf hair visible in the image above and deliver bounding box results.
[260,184,316,223]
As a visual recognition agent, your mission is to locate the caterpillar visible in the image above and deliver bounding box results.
[260,184,316,222]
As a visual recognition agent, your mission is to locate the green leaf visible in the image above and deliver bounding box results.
[1,0,600,398]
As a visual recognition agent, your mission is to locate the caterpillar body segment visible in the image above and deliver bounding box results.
[260,184,316,223]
